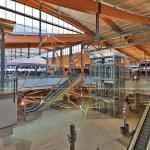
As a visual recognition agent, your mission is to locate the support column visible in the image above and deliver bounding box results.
[96,1,101,41]
[20,48,22,57]
[81,44,84,81]
[15,48,16,59]
[0,30,5,91]
[11,49,13,60]
[60,49,64,66]
[28,44,30,58]
[46,50,49,74]
[69,46,72,68]
[39,5,42,55]
[113,55,116,117]
[52,50,55,65]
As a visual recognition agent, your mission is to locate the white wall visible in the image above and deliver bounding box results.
[0,98,17,128]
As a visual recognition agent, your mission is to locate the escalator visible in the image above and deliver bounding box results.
[128,102,150,150]
[133,109,150,150]
[26,75,79,113]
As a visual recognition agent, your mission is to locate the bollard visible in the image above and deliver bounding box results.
[68,124,77,150]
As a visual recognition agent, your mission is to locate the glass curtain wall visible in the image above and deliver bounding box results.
[0,0,84,34]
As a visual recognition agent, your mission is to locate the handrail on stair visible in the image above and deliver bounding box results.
[146,138,150,150]
[128,101,150,150]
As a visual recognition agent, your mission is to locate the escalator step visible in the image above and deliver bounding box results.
[138,134,149,140]
[136,140,147,146]
[141,128,150,133]
[139,132,149,137]
[137,136,148,142]
[134,143,146,150]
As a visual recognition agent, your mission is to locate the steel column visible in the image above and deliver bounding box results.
[20,48,22,57]
[46,50,49,73]
[39,5,42,55]
[0,31,5,91]
[69,46,72,68]
[15,48,16,59]
[28,44,30,58]
[11,49,13,60]
[96,1,101,40]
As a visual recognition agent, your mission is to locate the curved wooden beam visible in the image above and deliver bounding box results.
[5,34,93,48]
[16,0,94,34]
[42,0,150,25]
[102,18,150,57]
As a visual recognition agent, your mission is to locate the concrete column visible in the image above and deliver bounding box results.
[0,31,5,91]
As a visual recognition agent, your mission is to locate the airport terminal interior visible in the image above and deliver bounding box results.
[0,0,150,150]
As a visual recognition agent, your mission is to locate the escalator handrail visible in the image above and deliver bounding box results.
[128,102,150,150]
[46,76,77,100]
[26,78,68,111]
[44,79,68,101]
[26,77,75,112]
[44,76,79,105]
[26,76,78,112]
[45,76,77,102]
[146,139,150,150]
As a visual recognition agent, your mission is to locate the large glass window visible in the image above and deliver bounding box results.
[6,11,15,21]
[62,48,69,55]
[53,16,58,25]
[41,11,47,20]
[16,14,24,25]
[58,19,64,26]
[0,1,84,35]
[55,50,60,57]
[64,29,69,34]
[25,26,32,33]
[48,52,53,58]
[0,9,6,19]
[47,14,52,23]
[72,44,81,54]
[47,24,52,33]
[33,8,39,18]
[15,24,24,33]
[53,26,58,34]
[59,28,64,34]
[16,2,24,13]
[33,20,39,29]
[64,22,69,28]
[25,17,32,27]
[41,22,47,31]
[1,0,6,7]
[7,0,15,10]
[25,5,32,16]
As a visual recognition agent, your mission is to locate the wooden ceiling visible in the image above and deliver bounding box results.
[4,0,150,60]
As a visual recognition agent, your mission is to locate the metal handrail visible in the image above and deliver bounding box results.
[128,102,150,150]
[146,138,150,150]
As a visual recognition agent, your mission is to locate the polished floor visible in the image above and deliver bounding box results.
[0,109,138,150]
